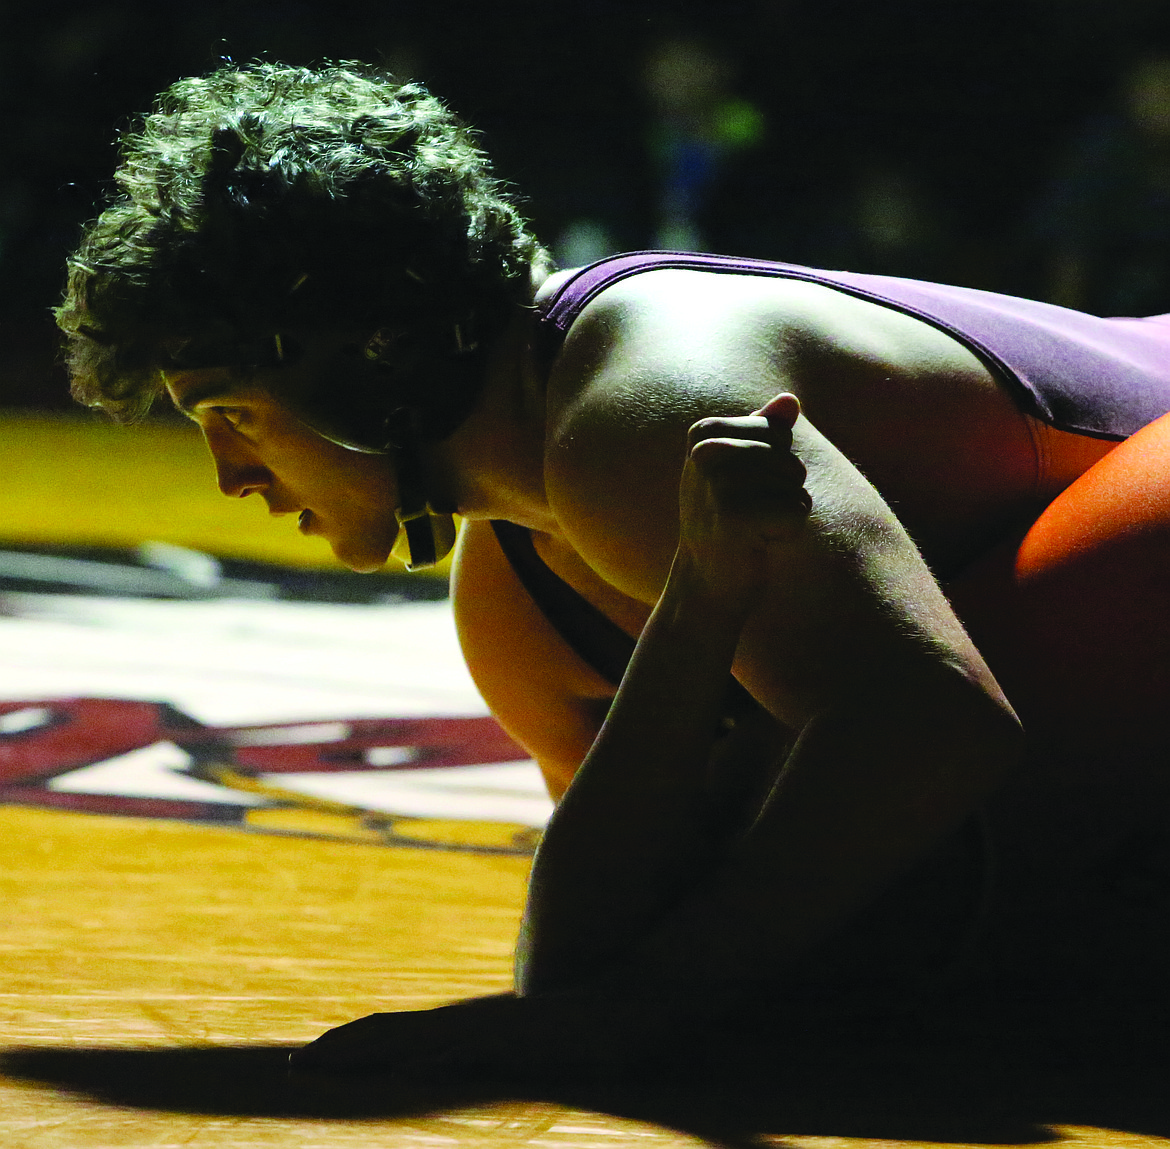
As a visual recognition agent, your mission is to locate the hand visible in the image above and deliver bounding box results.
[289,993,520,1080]
[677,393,812,608]
[288,987,729,1089]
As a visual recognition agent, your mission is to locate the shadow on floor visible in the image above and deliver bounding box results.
[3,992,1169,1147]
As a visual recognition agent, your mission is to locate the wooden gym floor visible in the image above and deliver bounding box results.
[1,410,1168,1148]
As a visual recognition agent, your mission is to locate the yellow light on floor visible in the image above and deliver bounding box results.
[0,410,452,577]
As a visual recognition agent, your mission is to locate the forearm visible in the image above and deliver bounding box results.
[517,397,1025,998]
[517,553,764,994]
[631,669,1023,985]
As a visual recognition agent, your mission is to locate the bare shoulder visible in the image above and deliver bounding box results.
[531,268,1011,725]
[539,266,1036,585]
[543,265,1002,420]
[537,268,932,605]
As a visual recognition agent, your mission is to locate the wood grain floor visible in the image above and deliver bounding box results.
[3,412,1169,1147]
[0,805,663,1148]
[2,804,1168,1149]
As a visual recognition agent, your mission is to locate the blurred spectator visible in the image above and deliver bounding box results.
[805,158,952,280]
[554,219,619,269]
[1029,52,1170,315]
[642,34,765,251]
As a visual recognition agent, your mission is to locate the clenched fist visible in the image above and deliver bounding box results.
[677,393,812,609]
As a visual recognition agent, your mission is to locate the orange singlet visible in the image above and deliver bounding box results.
[949,404,1170,763]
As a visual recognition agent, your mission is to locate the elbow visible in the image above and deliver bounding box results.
[858,662,1027,817]
[966,693,1025,793]
[925,667,1026,809]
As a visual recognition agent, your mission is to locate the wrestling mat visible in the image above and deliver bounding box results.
[1,411,1167,1148]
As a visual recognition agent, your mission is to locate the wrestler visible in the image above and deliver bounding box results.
[57,63,1170,1083]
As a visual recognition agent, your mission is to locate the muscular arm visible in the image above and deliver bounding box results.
[294,277,1025,1079]
[517,276,1023,993]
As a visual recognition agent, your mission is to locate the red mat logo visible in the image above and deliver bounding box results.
[0,699,544,853]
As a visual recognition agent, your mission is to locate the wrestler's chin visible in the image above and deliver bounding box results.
[337,550,392,574]
[327,536,393,574]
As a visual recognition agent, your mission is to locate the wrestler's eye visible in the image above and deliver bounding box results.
[208,406,247,429]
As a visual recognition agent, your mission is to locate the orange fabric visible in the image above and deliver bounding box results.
[948,411,1170,760]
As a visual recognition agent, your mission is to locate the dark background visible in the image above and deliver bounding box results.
[4,0,1169,410]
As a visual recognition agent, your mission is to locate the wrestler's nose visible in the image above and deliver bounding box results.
[207,440,271,499]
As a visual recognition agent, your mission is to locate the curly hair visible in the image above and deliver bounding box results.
[56,62,549,438]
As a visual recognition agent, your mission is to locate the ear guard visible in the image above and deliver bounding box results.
[368,406,452,572]
[389,445,458,571]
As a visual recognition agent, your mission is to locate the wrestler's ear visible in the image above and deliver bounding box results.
[754,392,802,428]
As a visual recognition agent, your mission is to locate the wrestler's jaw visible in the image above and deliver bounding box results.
[302,506,400,573]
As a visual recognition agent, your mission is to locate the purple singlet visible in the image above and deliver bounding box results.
[537,251,1170,440]
[495,252,1170,687]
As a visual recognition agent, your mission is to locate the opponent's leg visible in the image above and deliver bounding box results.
[943,417,1170,1004]
[948,410,1170,761]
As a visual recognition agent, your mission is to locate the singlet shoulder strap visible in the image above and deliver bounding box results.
[537,250,1170,440]
[490,519,635,688]
[536,251,789,362]
[489,519,766,726]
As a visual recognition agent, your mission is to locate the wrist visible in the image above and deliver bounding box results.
[660,549,757,635]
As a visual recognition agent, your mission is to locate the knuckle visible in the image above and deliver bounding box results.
[687,416,731,444]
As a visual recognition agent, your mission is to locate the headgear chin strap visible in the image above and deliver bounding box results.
[280,393,457,571]
[391,503,458,571]
[388,427,457,571]
[382,408,458,572]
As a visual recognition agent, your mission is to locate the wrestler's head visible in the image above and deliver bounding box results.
[57,61,548,567]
